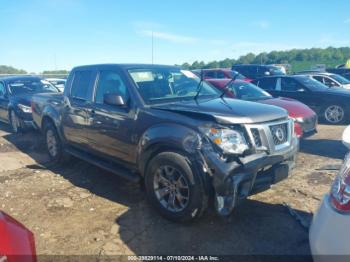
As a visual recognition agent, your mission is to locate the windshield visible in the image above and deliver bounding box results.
[296,76,329,90]
[268,66,285,76]
[128,68,220,104]
[229,81,272,101]
[331,74,350,85]
[8,80,58,96]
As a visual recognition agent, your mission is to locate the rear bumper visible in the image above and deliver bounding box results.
[202,136,298,215]
[310,194,350,260]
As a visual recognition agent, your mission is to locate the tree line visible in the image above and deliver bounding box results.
[1,46,349,74]
[181,46,350,72]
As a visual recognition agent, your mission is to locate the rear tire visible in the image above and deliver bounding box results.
[145,151,208,222]
[44,121,69,164]
[323,104,347,124]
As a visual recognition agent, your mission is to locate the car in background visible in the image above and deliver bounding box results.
[327,68,350,81]
[45,78,66,92]
[191,68,251,82]
[309,126,350,261]
[298,72,350,89]
[232,64,286,80]
[207,79,317,138]
[0,76,60,133]
[253,75,350,125]
[0,211,36,262]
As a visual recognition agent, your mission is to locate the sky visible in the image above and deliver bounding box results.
[1,0,350,72]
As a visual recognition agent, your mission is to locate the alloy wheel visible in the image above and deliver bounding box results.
[325,105,345,124]
[153,165,190,213]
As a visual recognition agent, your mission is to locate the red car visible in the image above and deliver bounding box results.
[191,68,253,82]
[207,79,317,138]
[0,211,36,262]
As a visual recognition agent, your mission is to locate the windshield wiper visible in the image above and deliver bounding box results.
[193,70,204,101]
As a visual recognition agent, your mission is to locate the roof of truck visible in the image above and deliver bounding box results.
[72,63,180,71]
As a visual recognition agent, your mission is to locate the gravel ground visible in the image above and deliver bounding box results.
[0,122,347,259]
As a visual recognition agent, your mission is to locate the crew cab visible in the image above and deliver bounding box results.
[31,64,298,222]
[206,79,317,138]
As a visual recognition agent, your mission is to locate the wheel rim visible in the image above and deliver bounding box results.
[10,111,18,133]
[46,129,58,157]
[153,165,190,213]
[325,105,344,123]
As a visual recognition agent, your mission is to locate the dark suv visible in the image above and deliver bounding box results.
[232,64,285,80]
[31,64,298,222]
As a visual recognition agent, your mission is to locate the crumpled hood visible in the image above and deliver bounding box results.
[257,97,315,118]
[152,98,288,124]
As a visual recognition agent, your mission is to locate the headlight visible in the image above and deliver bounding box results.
[200,127,249,154]
[18,104,32,113]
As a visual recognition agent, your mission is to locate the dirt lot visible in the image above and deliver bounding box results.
[0,122,347,259]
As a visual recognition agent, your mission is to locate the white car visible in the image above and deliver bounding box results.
[45,78,66,92]
[309,125,350,261]
[307,72,350,89]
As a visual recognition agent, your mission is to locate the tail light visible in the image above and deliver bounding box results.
[330,154,350,212]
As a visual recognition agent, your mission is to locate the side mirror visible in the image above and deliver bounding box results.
[343,125,350,150]
[103,93,126,107]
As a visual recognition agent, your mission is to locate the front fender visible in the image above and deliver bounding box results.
[136,123,202,177]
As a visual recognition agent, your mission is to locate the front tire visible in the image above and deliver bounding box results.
[323,104,347,124]
[145,151,208,222]
[9,110,22,133]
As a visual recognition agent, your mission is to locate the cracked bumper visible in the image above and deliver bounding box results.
[202,136,299,216]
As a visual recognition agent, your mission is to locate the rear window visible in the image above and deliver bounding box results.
[71,71,94,101]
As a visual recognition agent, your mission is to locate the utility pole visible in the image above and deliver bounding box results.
[151,30,154,64]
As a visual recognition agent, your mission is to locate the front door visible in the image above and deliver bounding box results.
[86,70,136,163]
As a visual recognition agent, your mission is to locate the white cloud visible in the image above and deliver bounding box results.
[253,20,270,29]
[140,30,198,44]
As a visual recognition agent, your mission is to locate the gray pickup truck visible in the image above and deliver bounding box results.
[31,64,298,222]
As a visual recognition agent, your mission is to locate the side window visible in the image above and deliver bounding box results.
[324,77,339,87]
[95,71,129,104]
[205,71,216,78]
[257,78,277,90]
[0,82,5,98]
[313,76,324,84]
[71,70,94,101]
[216,71,226,79]
[280,78,301,92]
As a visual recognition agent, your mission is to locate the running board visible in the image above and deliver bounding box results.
[65,147,140,183]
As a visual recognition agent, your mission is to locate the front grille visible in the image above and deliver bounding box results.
[269,123,288,145]
[251,128,262,147]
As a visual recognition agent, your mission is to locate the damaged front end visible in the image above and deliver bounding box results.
[188,119,298,216]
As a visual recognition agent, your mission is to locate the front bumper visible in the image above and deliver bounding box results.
[201,136,298,216]
[310,194,350,260]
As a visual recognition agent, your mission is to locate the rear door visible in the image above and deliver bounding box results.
[87,69,136,163]
[278,77,317,110]
[61,70,96,149]
[0,82,9,122]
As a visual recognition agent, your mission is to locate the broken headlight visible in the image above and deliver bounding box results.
[200,127,249,155]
